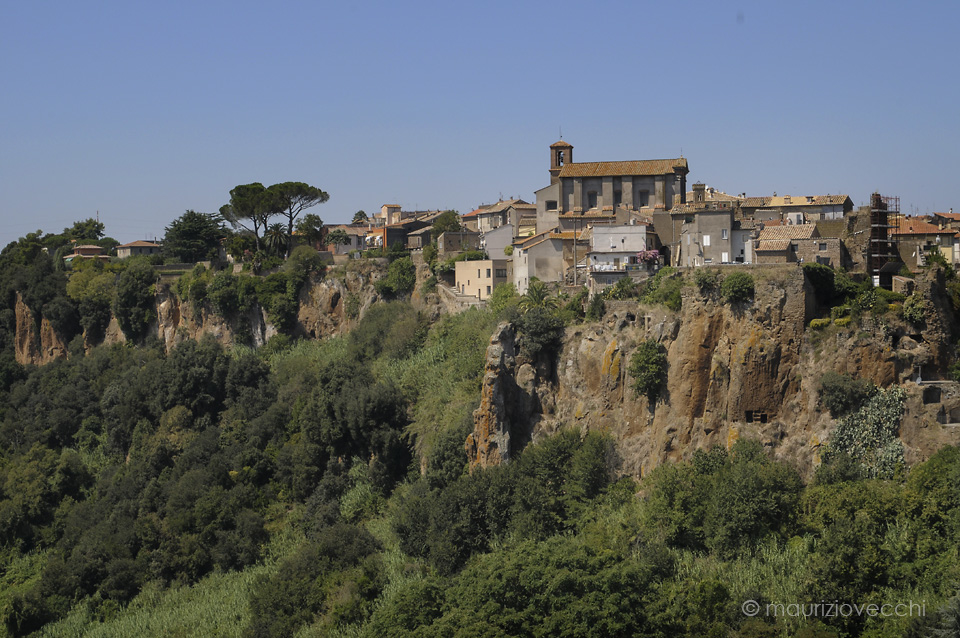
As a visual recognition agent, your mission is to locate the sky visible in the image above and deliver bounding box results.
[1,0,958,246]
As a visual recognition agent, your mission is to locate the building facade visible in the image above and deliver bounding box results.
[455,259,511,301]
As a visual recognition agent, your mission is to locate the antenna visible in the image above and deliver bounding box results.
[559,126,562,140]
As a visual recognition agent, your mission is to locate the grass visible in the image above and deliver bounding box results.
[41,528,305,638]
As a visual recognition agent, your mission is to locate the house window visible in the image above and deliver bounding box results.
[487,286,491,295]
[721,229,728,240]
[703,234,711,247]
[806,196,814,203]
[614,190,622,206]
[486,268,491,278]
[784,196,792,204]
[587,191,598,209]
[495,269,507,278]
[477,269,480,278]
[819,243,827,251]
[546,200,557,211]
[638,190,650,207]
[790,243,798,252]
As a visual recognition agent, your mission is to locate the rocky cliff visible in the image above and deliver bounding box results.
[468,267,960,478]
[13,293,69,365]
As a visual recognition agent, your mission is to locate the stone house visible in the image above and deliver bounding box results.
[740,194,853,223]
[437,230,481,257]
[892,217,956,268]
[116,240,161,259]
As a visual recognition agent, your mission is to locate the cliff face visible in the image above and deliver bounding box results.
[468,268,960,478]
[15,266,385,365]
[14,293,68,365]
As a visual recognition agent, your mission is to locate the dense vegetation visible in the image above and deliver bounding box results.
[5,226,960,636]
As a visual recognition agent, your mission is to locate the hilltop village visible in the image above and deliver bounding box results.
[324,139,952,302]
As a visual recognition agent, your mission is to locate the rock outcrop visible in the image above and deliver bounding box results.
[467,267,960,478]
[14,293,68,365]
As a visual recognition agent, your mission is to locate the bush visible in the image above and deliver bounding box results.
[902,293,925,325]
[629,339,667,403]
[694,269,718,292]
[488,283,519,316]
[375,257,416,296]
[420,275,438,294]
[585,294,605,321]
[720,272,754,303]
[113,260,156,340]
[514,307,564,359]
[809,318,831,330]
[819,371,877,417]
[833,317,851,327]
[830,306,850,319]
[605,277,638,300]
[641,268,682,311]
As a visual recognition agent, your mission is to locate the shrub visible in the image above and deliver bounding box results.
[830,306,850,319]
[833,317,851,327]
[207,272,240,316]
[375,257,416,296]
[720,272,754,303]
[113,260,156,340]
[585,294,605,321]
[421,275,438,295]
[821,386,906,479]
[605,277,638,300]
[641,268,682,311]
[819,371,877,417]
[902,293,925,325]
[629,339,667,403]
[515,307,564,359]
[694,269,719,292]
[488,282,519,316]
[809,318,831,330]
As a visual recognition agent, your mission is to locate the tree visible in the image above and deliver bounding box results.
[164,210,224,263]
[326,229,351,248]
[432,210,461,236]
[63,218,105,241]
[629,339,667,402]
[220,183,273,252]
[113,260,156,340]
[294,213,324,247]
[265,182,329,258]
[264,223,288,257]
[352,210,369,224]
[518,280,559,313]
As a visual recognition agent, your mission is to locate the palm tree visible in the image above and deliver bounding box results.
[518,279,559,313]
[264,223,288,257]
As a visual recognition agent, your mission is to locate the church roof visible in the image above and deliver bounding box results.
[558,158,688,178]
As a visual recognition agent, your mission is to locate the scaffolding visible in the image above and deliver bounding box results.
[867,192,902,289]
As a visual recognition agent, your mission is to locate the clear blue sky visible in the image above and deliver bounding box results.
[1,0,957,246]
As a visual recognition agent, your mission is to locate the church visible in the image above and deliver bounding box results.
[533,139,689,233]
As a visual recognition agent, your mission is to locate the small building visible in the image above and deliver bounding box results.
[455,259,511,301]
[116,240,161,259]
[586,224,656,292]
[461,200,535,234]
[406,226,434,250]
[324,225,366,254]
[366,219,430,251]
[513,233,564,294]
[437,230,481,256]
[753,224,831,264]
[740,194,853,223]
[482,224,515,259]
[892,217,956,268]
[63,244,109,264]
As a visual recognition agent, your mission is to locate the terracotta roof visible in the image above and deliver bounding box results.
[549,230,587,240]
[558,158,688,178]
[742,195,850,208]
[755,240,792,252]
[559,210,616,218]
[757,225,820,240]
[117,240,160,248]
[551,140,573,148]
[329,225,367,236]
[406,227,434,236]
[515,230,552,246]
[892,218,953,236]
[933,212,960,221]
